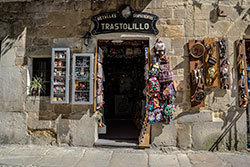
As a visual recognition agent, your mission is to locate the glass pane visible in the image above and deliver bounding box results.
[74,56,90,102]
[52,50,67,102]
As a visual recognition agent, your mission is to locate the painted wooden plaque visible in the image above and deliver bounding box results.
[236,40,248,108]
[204,38,219,87]
[189,40,205,108]
[218,38,230,89]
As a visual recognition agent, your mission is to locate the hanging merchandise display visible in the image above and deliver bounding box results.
[189,40,205,108]
[236,40,248,108]
[146,38,176,125]
[95,48,106,128]
[218,38,230,89]
[204,38,219,87]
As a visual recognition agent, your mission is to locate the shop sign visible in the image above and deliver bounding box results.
[91,5,159,35]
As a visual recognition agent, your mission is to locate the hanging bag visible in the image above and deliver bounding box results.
[159,64,174,83]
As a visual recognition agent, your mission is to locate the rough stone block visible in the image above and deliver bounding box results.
[192,122,225,150]
[166,18,184,25]
[172,37,185,49]
[174,9,186,18]
[194,5,213,20]
[177,110,213,123]
[174,48,185,56]
[177,124,191,148]
[70,112,98,146]
[57,117,70,145]
[162,0,187,7]
[27,112,53,130]
[194,20,207,37]
[152,9,172,18]
[208,21,231,37]
[0,112,28,144]
[163,25,185,37]
[53,38,82,49]
[185,20,194,37]
[151,122,177,147]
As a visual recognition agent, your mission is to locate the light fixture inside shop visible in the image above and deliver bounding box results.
[111,40,123,44]
[83,31,91,46]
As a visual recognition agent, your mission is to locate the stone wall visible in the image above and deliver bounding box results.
[0,0,250,150]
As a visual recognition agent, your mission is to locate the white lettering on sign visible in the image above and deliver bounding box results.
[97,13,117,21]
[101,23,150,31]
[133,13,154,20]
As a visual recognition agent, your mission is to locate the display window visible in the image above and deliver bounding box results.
[72,53,94,104]
[50,48,70,104]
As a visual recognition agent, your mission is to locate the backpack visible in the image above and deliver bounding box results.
[159,64,174,83]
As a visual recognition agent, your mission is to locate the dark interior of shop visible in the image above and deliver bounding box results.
[98,40,148,141]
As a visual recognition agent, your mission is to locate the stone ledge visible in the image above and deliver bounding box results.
[177,110,213,124]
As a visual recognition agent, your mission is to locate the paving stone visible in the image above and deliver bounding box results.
[217,153,250,167]
[149,154,179,167]
[177,154,192,167]
[0,145,18,157]
[45,146,85,157]
[76,149,113,167]
[0,155,41,166]
[188,152,227,167]
[9,145,51,156]
[34,147,85,167]
[109,151,148,167]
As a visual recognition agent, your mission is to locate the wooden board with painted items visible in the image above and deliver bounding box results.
[204,38,219,88]
[218,38,230,89]
[236,40,248,108]
[189,40,205,108]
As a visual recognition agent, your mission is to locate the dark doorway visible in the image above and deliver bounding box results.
[98,40,148,141]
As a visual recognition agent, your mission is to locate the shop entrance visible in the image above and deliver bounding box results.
[97,40,148,143]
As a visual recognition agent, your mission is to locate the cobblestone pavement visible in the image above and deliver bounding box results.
[0,145,250,167]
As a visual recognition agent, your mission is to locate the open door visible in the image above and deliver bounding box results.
[94,47,105,129]
[138,47,151,147]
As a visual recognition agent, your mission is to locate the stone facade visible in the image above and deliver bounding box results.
[0,0,250,150]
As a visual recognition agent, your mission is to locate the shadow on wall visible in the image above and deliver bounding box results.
[209,106,245,151]
[206,39,248,151]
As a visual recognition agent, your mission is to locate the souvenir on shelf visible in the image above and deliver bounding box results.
[189,40,205,108]
[236,40,248,108]
[218,38,230,89]
[51,48,70,103]
[72,53,93,104]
